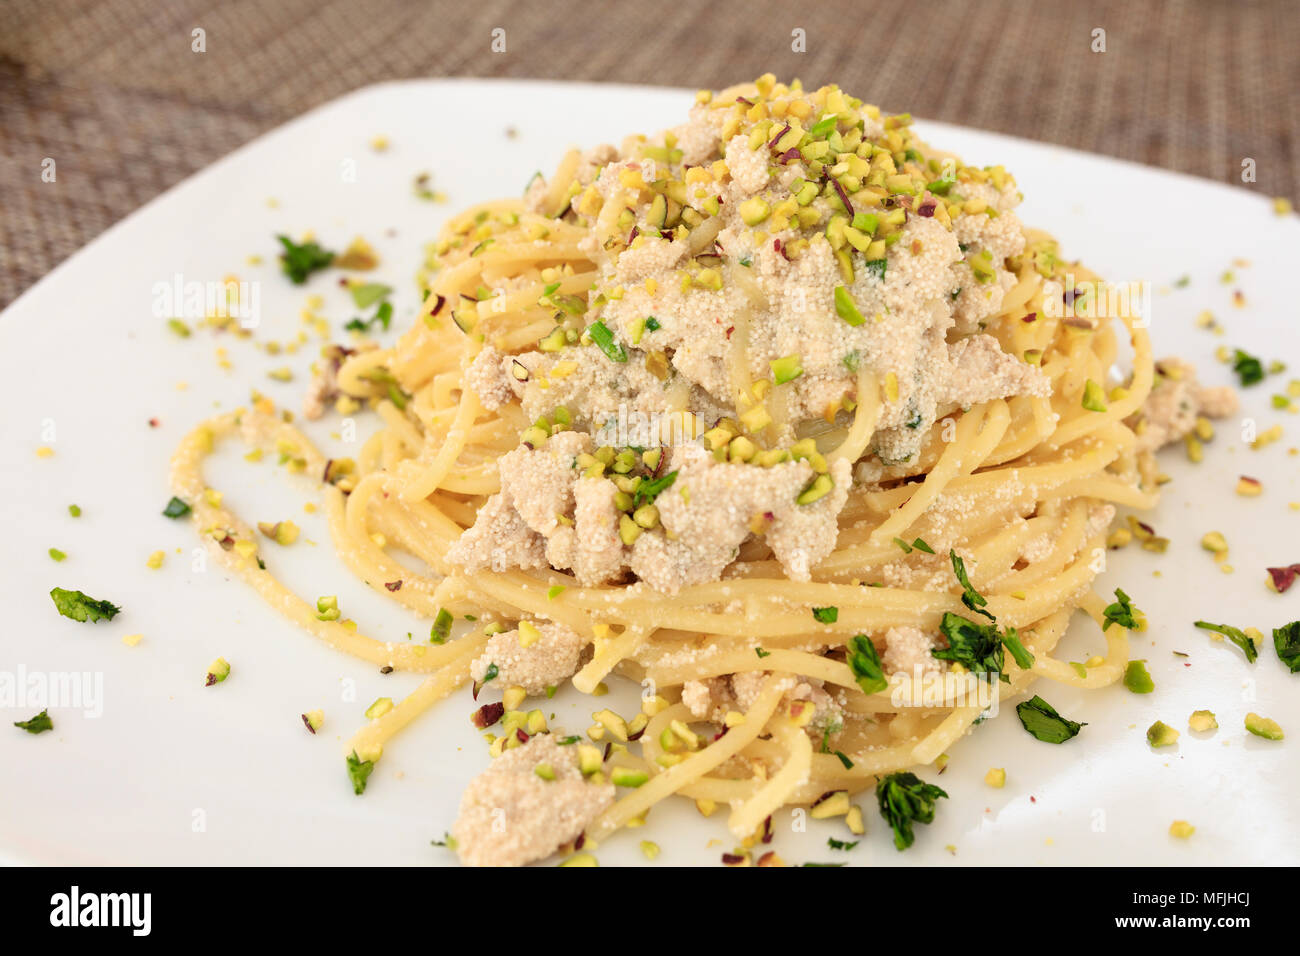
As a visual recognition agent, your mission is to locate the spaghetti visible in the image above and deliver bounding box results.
[172,76,1166,865]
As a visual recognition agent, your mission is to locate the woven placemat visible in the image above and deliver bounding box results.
[2,0,1296,307]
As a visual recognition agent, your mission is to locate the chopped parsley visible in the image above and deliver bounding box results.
[1231,348,1264,387]
[863,258,887,282]
[934,612,1004,678]
[1275,622,1300,673]
[644,316,662,332]
[344,300,393,334]
[346,751,374,795]
[827,837,859,851]
[1015,695,1086,743]
[634,469,678,506]
[755,647,771,659]
[276,235,335,284]
[50,587,120,623]
[1194,620,1258,663]
[832,750,854,770]
[846,634,887,694]
[876,771,947,850]
[911,537,935,555]
[1102,587,1140,630]
[587,320,628,363]
[811,606,838,624]
[162,496,191,519]
[948,549,993,620]
[1000,626,1034,672]
[14,710,53,734]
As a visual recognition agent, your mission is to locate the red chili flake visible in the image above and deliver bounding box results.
[515,728,530,743]
[1266,564,1300,593]
[766,124,791,150]
[216,534,235,551]
[471,701,504,729]
[430,294,446,316]
[725,326,735,340]
[148,417,160,428]
[773,238,790,260]
[1029,795,1037,803]
[384,580,403,592]
[338,277,349,287]
[301,714,316,734]
[574,831,586,850]
[917,199,936,218]
[761,815,774,844]
[764,511,775,521]
[1021,312,1038,323]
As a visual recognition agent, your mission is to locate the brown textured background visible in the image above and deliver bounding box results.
[2,0,1297,308]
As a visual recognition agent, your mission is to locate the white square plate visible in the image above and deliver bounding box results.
[1,80,1297,866]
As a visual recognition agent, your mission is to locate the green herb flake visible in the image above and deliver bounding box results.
[1194,620,1258,663]
[162,496,192,519]
[948,549,994,620]
[811,606,838,624]
[634,469,678,506]
[934,612,1004,679]
[587,320,627,363]
[847,634,887,694]
[14,710,53,734]
[1274,621,1300,673]
[827,836,858,851]
[48,547,67,562]
[68,504,82,518]
[1015,695,1086,743]
[911,537,935,554]
[1102,588,1140,631]
[50,587,120,623]
[346,751,374,795]
[1232,349,1264,386]
[1001,626,1035,672]
[755,647,771,659]
[276,235,335,285]
[876,771,948,851]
